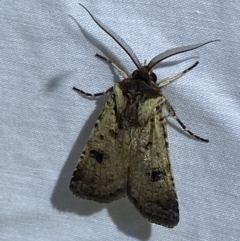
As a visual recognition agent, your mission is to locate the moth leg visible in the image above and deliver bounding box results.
[95,53,129,79]
[164,98,209,142]
[158,61,199,88]
[73,86,113,97]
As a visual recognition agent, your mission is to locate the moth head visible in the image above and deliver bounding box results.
[132,66,157,83]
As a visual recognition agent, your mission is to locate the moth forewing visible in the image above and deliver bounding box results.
[70,3,218,228]
[127,96,179,227]
[70,92,128,202]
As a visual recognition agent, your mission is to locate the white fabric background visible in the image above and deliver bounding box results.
[1,0,240,240]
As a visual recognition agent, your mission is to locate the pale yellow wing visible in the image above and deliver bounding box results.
[70,93,129,203]
[127,105,179,227]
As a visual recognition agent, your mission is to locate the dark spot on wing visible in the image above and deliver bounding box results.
[159,117,165,122]
[165,139,169,148]
[89,150,104,164]
[80,151,86,159]
[109,129,117,137]
[150,169,166,182]
[99,134,104,140]
[146,141,152,147]
[70,169,83,182]
[141,141,152,151]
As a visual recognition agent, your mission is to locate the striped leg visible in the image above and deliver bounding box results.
[73,86,113,97]
[95,54,129,79]
[158,61,199,88]
[164,98,209,142]
[73,54,127,97]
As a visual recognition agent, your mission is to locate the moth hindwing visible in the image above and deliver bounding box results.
[70,3,218,228]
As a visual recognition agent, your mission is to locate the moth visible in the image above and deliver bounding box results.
[70,4,218,228]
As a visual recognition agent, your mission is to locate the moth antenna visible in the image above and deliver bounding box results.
[148,40,220,70]
[78,3,141,68]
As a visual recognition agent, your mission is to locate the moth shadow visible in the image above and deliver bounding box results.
[45,71,74,92]
[107,198,151,240]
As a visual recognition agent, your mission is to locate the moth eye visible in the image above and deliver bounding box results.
[151,72,157,82]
